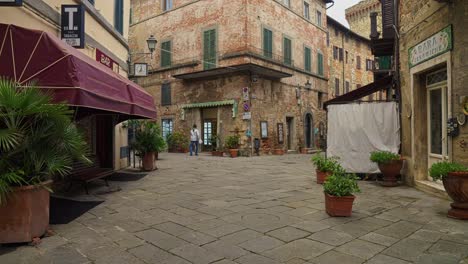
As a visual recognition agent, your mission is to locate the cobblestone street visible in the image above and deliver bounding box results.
[1,153,467,264]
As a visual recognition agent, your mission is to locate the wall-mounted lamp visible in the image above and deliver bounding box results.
[146,35,158,58]
[305,79,312,90]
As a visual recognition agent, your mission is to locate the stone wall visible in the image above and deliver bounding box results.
[345,0,381,39]
[399,0,468,187]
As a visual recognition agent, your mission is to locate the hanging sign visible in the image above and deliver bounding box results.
[409,25,452,68]
[61,4,85,49]
[134,63,148,77]
[0,0,22,6]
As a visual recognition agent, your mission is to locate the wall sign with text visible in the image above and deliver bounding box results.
[61,4,85,48]
[277,123,284,144]
[96,49,118,72]
[260,121,268,139]
[0,0,22,6]
[409,25,452,68]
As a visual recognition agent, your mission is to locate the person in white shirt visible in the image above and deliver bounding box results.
[189,124,200,156]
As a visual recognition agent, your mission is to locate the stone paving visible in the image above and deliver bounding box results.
[1,153,468,264]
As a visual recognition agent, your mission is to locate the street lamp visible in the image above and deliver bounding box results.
[146,35,157,58]
[305,79,312,90]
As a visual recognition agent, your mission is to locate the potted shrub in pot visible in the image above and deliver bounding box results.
[323,171,361,217]
[311,154,339,184]
[132,122,166,171]
[370,151,403,187]
[0,79,90,243]
[429,161,468,220]
[225,135,240,158]
[210,135,223,157]
[167,132,189,153]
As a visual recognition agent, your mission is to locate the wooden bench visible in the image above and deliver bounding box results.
[67,157,114,194]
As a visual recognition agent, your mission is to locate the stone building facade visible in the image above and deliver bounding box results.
[345,0,381,39]
[129,0,332,154]
[0,0,133,170]
[327,16,375,100]
[398,0,468,197]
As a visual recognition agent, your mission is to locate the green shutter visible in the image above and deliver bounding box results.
[204,29,216,70]
[263,28,273,58]
[283,37,291,65]
[304,47,311,72]
[161,41,171,67]
[114,0,123,34]
[318,53,323,76]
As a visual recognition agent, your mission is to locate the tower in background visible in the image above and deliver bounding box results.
[345,0,381,39]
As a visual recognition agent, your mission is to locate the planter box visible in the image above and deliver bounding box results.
[443,171,468,220]
[0,182,51,243]
[324,192,355,217]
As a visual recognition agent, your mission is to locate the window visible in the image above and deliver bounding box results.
[339,48,343,61]
[283,0,290,7]
[366,59,373,71]
[345,51,348,63]
[326,32,330,47]
[162,119,173,140]
[161,83,171,106]
[163,0,173,11]
[161,41,172,67]
[114,0,124,34]
[203,29,217,70]
[304,2,310,20]
[317,52,324,76]
[345,81,350,93]
[316,10,322,27]
[333,46,338,60]
[283,37,292,65]
[88,0,95,5]
[304,46,311,72]
[335,78,340,96]
[318,92,323,108]
[345,35,349,43]
[356,55,361,69]
[129,8,133,24]
[263,28,273,58]
[203,121,213,145]
[334,28,339,36]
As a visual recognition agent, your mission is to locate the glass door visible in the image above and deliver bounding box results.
[427,84,448,174]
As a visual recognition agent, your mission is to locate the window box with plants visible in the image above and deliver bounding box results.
[323,169,361,217]
[225,135,240,158]
[167,131,189,153]
[370,151,403,187]
[210,135,223,157]
[131,121,166,171]
[0,79,90,243]
[429,161,468,220]
[311,154,339,184]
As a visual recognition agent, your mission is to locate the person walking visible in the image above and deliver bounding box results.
[190,124,201,156]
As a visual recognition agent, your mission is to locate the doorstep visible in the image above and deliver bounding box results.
[415,180,450,200]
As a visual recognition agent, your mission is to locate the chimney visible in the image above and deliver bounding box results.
[370,12,380,40]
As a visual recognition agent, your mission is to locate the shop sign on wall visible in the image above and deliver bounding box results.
[0,0,22,6]
[277,123,284,144]
[409,25,452,68]
[96,49,118,70]
[61,4,85,48]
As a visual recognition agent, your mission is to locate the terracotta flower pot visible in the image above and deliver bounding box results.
[443,171,468,220]
[142,152,156,171]
[0,181,52,243]
[316,170,332,184]
[378,159,403,187]
[324,192,355,217]
[229,149,238,158]
[273,149,284,155]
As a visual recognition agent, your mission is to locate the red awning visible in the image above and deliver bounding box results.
[0,23,156,120]
[323,75,394,109]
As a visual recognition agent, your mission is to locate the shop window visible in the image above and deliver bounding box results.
[161,40,172,67]
[263,28,273,58]
[161,83,171,106]
[162,119,173,140]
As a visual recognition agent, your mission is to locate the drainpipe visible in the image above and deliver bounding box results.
[342,32,345,94]
[393,0,402,155]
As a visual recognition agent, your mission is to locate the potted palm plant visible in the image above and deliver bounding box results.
[429,161,468,220]
[323,169,361,217]
[132,121,166,171]
[210,135,223,157]
[311,154,339,184]
[225,135,240,158]
[370,151,403,187]
[0,79,89,243]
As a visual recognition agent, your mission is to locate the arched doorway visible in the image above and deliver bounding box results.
[305,113,313,148]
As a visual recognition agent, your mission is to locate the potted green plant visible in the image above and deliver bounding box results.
[0,79,89,243]
[429,161,468,220]
[210,135,223,157]
[370,151,403,187]
[167,131,189,153]
[225,135,240,158]
[132,121,166,171]
[323,170,361,217]
[311,154,339,184]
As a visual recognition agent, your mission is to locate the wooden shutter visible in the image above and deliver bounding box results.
[304,47,311,72]
[283,37,292,65]
[339,48,343,61]
[317,53,323,76]
[161,41,171,67]
[114,0,123,34]
[357,55,361,69]
[204,29,216,70]
[263,28,273,58]
[335,78,340,96]
[381,0,395,38]
[161,83,171,106]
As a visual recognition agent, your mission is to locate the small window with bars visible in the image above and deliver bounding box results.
[162,119,173,140]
